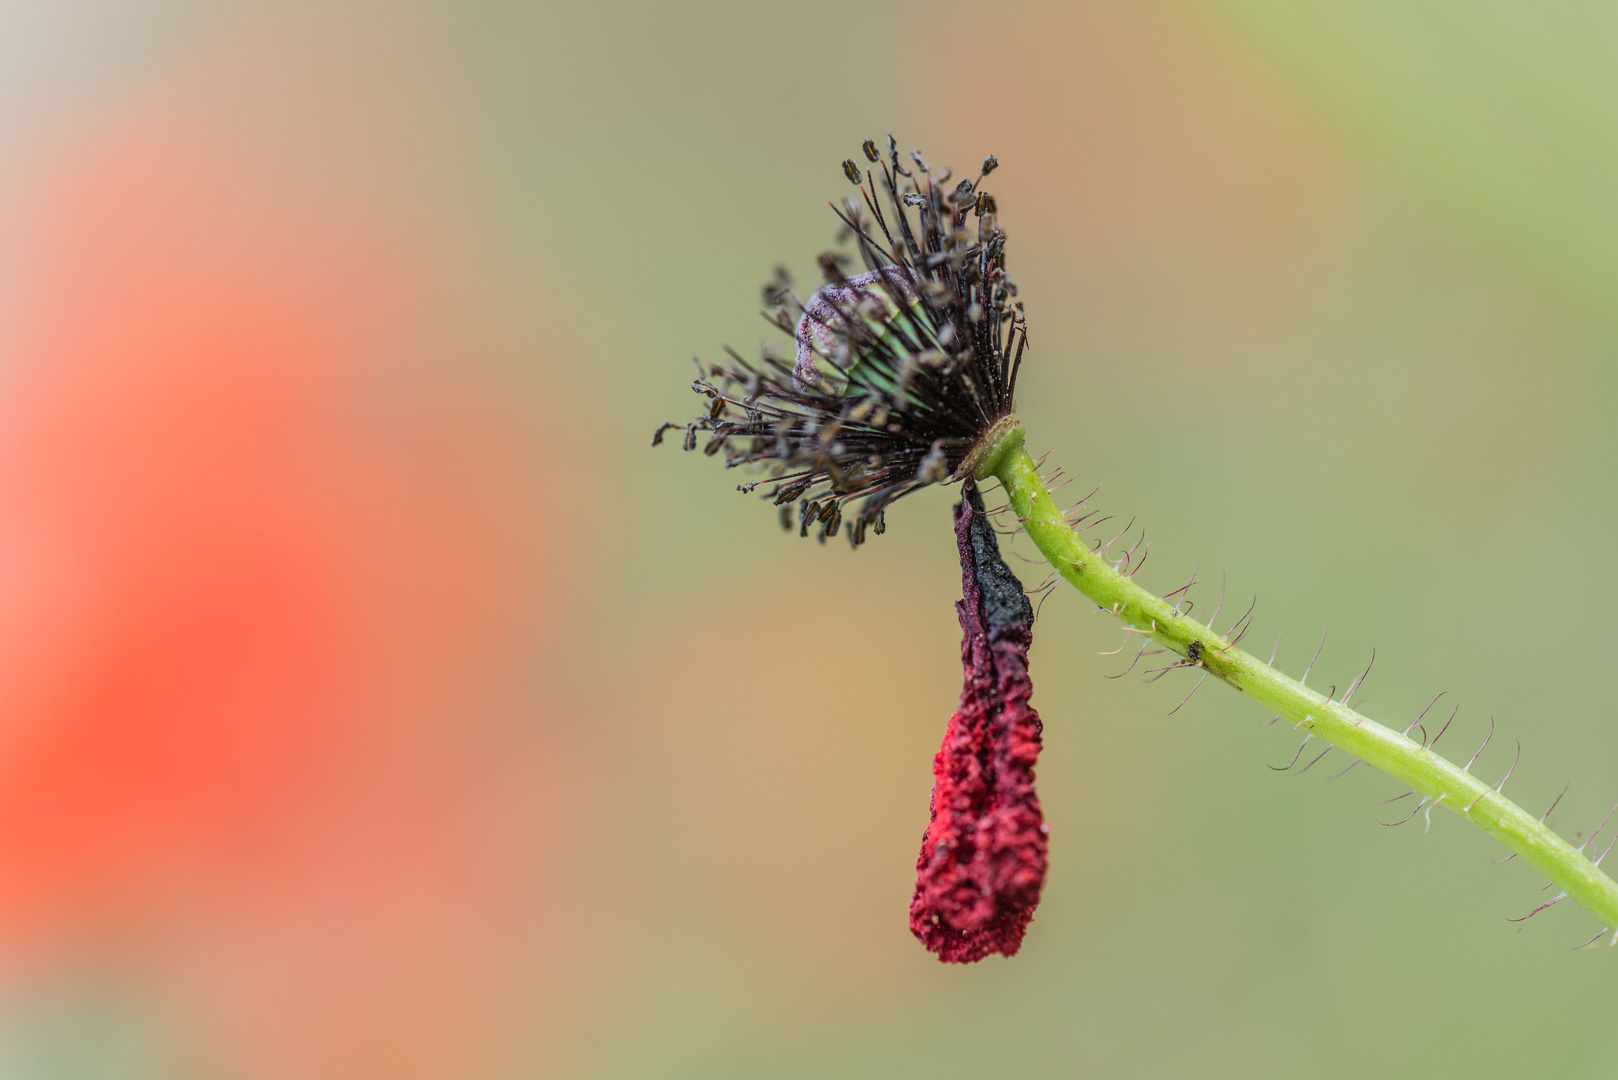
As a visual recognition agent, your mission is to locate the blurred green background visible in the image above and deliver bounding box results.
[3,1,1618,1077]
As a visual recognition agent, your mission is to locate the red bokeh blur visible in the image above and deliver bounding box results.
[0,14,595,1078]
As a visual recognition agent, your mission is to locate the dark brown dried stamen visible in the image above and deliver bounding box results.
[656,136,1029,547]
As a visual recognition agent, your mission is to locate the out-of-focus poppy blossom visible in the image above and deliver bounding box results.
[0,16,597,1079]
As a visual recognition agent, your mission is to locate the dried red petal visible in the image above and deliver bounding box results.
[910,484,1047,963]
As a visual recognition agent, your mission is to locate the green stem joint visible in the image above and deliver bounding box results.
[974,420,1618,935]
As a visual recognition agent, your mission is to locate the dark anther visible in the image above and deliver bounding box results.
[761,265,792,306]
[816,250,849,284]
[862,138,880,162]
[888,133,910,176]
[842,158,862,184]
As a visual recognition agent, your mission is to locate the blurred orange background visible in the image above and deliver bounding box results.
[1,2,1616,1077]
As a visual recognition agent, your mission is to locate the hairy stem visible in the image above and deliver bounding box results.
[976,422,1618,934]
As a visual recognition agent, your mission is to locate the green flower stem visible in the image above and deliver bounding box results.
[977,421,1618,933]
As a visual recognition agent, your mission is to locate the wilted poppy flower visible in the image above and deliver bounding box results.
[909,483,1046,962]
[659,138,1048,963]
[655,135,1027,545]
